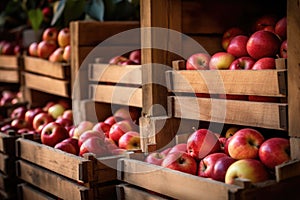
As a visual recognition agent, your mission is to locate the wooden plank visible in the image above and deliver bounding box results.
[16,138,93,183]
[117,158,242,200]
[0,132,19,155]
[17,183,57,200]
[275,159,300,182]
[16,160,92,200]
[24,56,70,79]
[287,0,300,138]
[141,0,182,116]
[88,64,142,85]
[23,72,70,97]
[170,96,287,130]
[166,69,287,97]
[290,137,300,160]
[0,153,14,176]
[0,69,19,83]
[0,55,18,69]
[89,84,143,108]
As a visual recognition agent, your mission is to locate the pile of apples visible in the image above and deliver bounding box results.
[1,101,141,158]
[145,127,291,185]
[108,49,141,65]
[186,15,287,71]
[0,90,23,106]
[27,27,71,63]
[0,40,22,56]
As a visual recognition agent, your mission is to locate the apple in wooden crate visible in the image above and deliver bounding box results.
[78,130,106,147]
[33,112,54,134]
[108,119,137,144]
[209,52,235,70]
[186,53,211,70]
[42,27,59,42]
[37,40,57,59]
[41,122,69,147]
[212,156,236,182]
[118,131,140,150]
[221,27,245,51]
[252,57,276,70]
[229,56,255,70]
[275,16,287,40]
[280,40,287,58]
[198,152,228,178]
[227,35,249,58]
[57,27,70,48]
[252,15,277,32]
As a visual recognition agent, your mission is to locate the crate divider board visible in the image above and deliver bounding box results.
[0,55,20,83]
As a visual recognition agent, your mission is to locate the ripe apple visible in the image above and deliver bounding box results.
[227,35,249,57]
[42,27,58,42]
[280,40,287,58]
[78,130,105,147]
[108,120,136,144]
[186,53,211,70]
[10,106,27,119]
[222,27,245,50]
[258,137,291,169]
[104,116,123,126]
[49,47,64,62]
[1,42,14,55]
[161,151,197,175]
[54,141,78,155]
[275,17,287,40]
[92,122,111,137]
[57,27,70,48]
[227,128,264,160]
[209,52,235,70]
[41,122,69,147]
[43,101,56,112]
[62,109,73,121]
[129,49,141,64]
[59,137,80,155]
[11,118,29,130]
[55,117,73,128]
[246,30,281,60]
[252,57,275,70]
[168,143,187,154]
[229,56,255,70]
[218,137,227,152]
[37,40,57,59]
[109,56,129,65]
[212,156,236,182]
[225,126,240,138]
[113,107,140,123]
[118,131,140,150]
[225,159,269,184]
[48,103,65,119]
[28,42,38,56]
[252,15,277,32]
[145,151,166,166]
[32,112,54,134]
[25,108,44,128]
[198,152,228,178]
[186,129,221,160]
[79,136,110,157]
[73,121,94,139]
[63,45,71,62]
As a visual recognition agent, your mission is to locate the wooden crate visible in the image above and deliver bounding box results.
[17,183,58,200]
[0,55,20,84]
[15,137,132,199]
[118,157,300,200]
[70,21,140,100]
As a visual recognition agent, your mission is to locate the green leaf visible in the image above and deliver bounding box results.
[28,8,43,32]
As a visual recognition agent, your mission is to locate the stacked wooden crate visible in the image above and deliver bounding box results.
[0,55,21,85]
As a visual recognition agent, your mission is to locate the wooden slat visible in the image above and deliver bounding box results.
[287,0,300,138]
[16,160,92,200]
[0,69,19,83]
[17,183,57,200]
[0,153,14,176]
[117,158,242,200]
[275,159,300,182]
[0,132,19,155]
[24,72,69,97]
[166,69,287,97]
[290,137,300,162]
[88,64,142,85]
[16,138,93,183]
[89,84,142,108]
[24,56,70,79]
[0,55,18,69]
[170,96,287,130]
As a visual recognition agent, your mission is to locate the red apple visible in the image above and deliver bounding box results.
[24,108,44,128]
[186,129,221,160]
[55,117,73,128]
[62,109,73,121]
[168,143,187,154]
[1,42,14,55]
[59,137,80,155]
[54,141,78,155]
[73,121,95,139]
[252,15,277,32]
[11,118,29,130]
[129,49,141,64]
[79,136,110,157]
[218,137,227,152]
[48,103,65,119]
[63,45,71,62]
[57,28,70,48]
[198,152,228,178]
[280,40,287,58]
[225,127,240,138]
[258,137,291,169]
[225,159,269,184]
[10,106,27,119]
[104,116,123,127]
[42,27,58,42]
[28,42,38,57]
[227,128,264,160]
[14,45,22,55]
[222,27,245,50]
[145,151,166,166]
[246,30,281,60]
[49,47,64,62]
[209,52,235,70]
[252,57,275,70]
[92,122,111,137]
[78,130,105,147]
[41,122,69,147]
[229,56,255,70]
[186,53,211,70]
[118,131,140,150]
[275,17,287,40]
[227,35,249,58]
[109,56,129,65]
[37,40,57,59]
[212,156,236,182]
[32,112,54,134]
[108,120,136,144]
[113,107,140,123]
[161,151,197,175]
